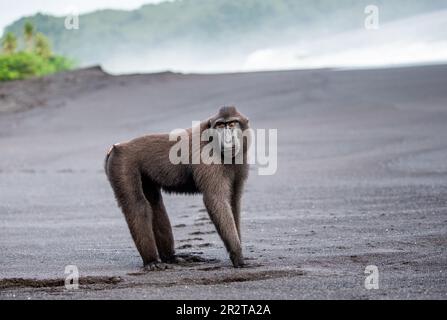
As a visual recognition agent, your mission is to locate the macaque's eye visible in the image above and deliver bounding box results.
[215,122,225,129]
[227,121,237,129]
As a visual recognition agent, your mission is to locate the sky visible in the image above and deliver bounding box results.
[0,0,167,36]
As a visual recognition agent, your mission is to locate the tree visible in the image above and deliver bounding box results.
[34,32,52,58]
[24,21,35,51]
[1,32,18,55]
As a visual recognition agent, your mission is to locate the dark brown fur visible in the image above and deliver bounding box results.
[105,106,250,268]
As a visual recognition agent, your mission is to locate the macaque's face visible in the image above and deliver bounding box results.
[213,118,242,157]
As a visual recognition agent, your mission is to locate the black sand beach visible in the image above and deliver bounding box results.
[0,65,446,299]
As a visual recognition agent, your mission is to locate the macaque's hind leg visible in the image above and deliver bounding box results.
[123,201,160,266]
[106,154,159,266]
[142,179,175,263]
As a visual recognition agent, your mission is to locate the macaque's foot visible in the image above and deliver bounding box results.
[142,262,171,271]
[160,254,177,264]
[170,253,215,264]
[230,254,245,268]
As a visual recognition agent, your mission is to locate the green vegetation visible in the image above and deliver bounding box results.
[34,32,52,58]
[0,22,74,81]
[24,21,35,52]
[2,32,18,54]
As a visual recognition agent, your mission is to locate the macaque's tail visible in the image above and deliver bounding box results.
[104,145,115,176]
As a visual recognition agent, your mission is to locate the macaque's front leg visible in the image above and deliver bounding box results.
[203,192,244,267]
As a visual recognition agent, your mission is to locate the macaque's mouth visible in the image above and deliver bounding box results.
[221,146,240,157]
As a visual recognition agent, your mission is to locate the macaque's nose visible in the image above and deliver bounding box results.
[224,129,233,144]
